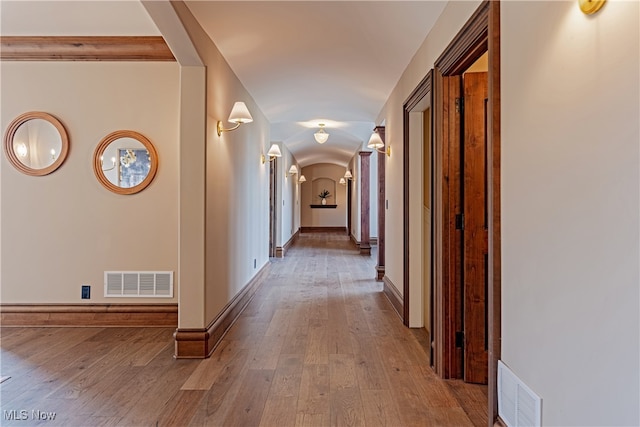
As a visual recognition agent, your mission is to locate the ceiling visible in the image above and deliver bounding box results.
[184,1,446,166]
[1,1,447,167]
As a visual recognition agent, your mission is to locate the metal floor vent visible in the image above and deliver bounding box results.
[498,360,542,427]
[104,271,173,298]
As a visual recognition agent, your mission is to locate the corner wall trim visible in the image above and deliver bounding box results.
[0,304,178,327]
[382,276,404,321]
[174,262,270,358]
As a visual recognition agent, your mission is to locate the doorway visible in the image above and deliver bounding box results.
[404,73,435,368]
[402,0,501,423]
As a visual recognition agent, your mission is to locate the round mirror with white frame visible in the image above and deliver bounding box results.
[93,130,158,195]
[3,111,69,176]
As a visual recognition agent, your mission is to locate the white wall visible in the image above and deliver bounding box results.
[348,154,361,241]
[1,62,180,303]
[501,1,639,425]
[278,145,300,245]
[173,3,271,327]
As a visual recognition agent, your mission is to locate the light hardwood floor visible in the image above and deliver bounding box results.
[0,232,487,426]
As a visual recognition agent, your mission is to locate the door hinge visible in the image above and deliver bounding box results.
[455,213,464,230]
[455,331,465,348]
[455,97,464,113]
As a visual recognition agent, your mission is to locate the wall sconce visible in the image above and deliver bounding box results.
[262,144,282,163]
[314,124,329,144]
[579,0,605,14]
[367,130,391,157]
[287,165,298,177]
[344,170,353,179]
[339,177,346,185]
[217,101,253,136]
[100,155,117,171]
[298,175,307,183]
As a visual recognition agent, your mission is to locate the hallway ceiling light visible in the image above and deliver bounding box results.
[298,175,307,183]
[217,101,253,136]
[314,124,329,144]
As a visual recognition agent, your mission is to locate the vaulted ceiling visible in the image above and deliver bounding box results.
[1,1,447,167]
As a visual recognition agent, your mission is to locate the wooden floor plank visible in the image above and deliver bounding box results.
[221,369,274,427]
[0,232,487,427]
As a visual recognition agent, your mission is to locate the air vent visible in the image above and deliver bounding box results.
[104,271,173,298]
[498,361,542,427]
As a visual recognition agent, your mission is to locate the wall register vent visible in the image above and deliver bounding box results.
[104,271,173,298]
[498,360,542,427]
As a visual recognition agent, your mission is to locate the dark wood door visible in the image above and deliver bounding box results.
[462,71,489,384]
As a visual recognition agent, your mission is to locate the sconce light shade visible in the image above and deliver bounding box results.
[339,177,346,185]
[344,170,353,179]
[314,124,329,144]
[228,102,253,124]
[267,144,282,158]
[288,165,298,175]
[217,101,253,136]
[367,131,384,150]
[299,175,307,183]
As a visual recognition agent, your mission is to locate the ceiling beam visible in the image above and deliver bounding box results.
[0,36,175,61]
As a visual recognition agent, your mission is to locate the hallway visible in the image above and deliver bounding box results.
[0,232,486,426]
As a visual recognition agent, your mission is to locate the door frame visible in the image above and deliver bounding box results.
[402,1,501,424]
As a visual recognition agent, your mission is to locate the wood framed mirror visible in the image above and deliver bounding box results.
[3,111,70,176]
[93,130,158,195]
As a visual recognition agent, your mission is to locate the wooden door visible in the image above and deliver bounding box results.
[462,71,489,384]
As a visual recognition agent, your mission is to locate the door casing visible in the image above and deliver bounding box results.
[402,0,501,424]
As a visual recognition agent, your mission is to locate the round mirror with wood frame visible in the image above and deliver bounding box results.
[93,130,158,195]
[3,111,70,176]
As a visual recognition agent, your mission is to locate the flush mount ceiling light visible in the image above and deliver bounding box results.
[314,124,329,144]
[217,101,253,136]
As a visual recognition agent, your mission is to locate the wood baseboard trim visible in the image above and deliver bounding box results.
[174,262,270,358]
[376,265,385,281]
[382,276,404,321]
[276,229,300,258]
[300,226,347,233]
[359,244,371,255]
[0,304,178,327]
[0,36,175,61]
[350,234,360,247]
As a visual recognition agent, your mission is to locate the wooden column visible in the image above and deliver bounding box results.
[375,127,386,280]
[359,151,372,255]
